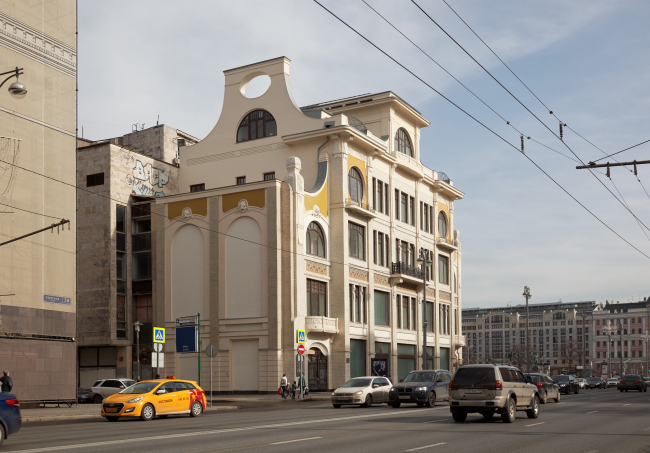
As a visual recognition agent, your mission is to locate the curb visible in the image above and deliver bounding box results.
[22,405,238,423]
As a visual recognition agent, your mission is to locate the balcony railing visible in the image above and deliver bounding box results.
[305,316,339,334]
[345,197,376,217]
[391,261,423,280]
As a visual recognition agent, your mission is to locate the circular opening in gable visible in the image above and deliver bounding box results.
[241,75,271,99]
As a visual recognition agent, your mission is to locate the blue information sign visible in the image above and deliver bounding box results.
[43,294,71,305]
[176,326,197,353]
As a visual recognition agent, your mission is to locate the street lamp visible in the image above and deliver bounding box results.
[0,67,27,99]
[579,310,592,377]
[618,323,624,376]
[523,286,531,373]
[417,254,432,369]
[642,330,650,378]
[603,321,616,378]
[134,320,143,381]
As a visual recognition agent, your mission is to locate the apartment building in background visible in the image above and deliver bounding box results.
[462,301,598,376]
[0,1,77,402]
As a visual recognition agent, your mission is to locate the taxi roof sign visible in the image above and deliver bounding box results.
[154,327,165,343]
[296,329,306,344]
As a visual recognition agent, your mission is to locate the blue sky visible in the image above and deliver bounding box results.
[78,0,650,308]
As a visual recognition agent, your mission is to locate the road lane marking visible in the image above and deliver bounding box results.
[585,450,598,453]
[587,411,598,414]
[405,443,446,451]
[271,437,322,445]
[624,403,631,406]
[643,427,650,431]
[421,419,446,423]
[2,411,417,453]
[525,422,545,427]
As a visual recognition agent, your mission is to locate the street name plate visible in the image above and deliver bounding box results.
[176,316,197,326]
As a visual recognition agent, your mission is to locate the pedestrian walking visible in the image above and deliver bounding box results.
[0,371,13,394]
[291,381,297,399]
[280,373,288,399]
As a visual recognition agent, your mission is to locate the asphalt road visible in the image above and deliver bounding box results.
[5,388,650,453]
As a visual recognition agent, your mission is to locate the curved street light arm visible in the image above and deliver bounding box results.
[0,67,23,89]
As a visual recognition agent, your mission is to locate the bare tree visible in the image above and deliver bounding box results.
[510,342,541,371]
[462,345,477,365]
[560,341,582,370]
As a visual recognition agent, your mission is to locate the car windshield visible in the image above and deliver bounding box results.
[121,380,136,387]
[452,367,496,386]
[119,382,159,394]
[552,376,569,382]
[587,378,600,382]
[526,375,542,383]
[404,372,435,383]
[622,375,639,380]
[341,378,372,388]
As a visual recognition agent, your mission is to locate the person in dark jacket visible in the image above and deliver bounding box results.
[0,371,13,393]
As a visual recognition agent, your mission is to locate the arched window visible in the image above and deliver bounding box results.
[348,167,364,202]
[306,221,326,258]
[236,110,277,143]
[394,128,413,157]
[438,211,448,239]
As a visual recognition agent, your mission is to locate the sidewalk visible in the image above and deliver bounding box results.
[21,403,238,423]
[211,393,331,404]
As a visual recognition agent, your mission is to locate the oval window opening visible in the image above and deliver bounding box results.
[242,75,271,99]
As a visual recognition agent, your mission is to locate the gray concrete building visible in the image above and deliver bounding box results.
[76,125,197,388]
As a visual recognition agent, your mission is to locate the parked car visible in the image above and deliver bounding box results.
[552,375,579,394]
[576,378,587,389]
[617,374,648,392]
[524,373,561,404]
[586,377,606,389]
[606,378,619,388]
[332,376,392,408]
[449,364,540,423]
[644,377,650,383]
[77,388,92,404]
[0,393,21,446]
[91,378,137,403]
[388,370,452,408]
[101,378,206,421]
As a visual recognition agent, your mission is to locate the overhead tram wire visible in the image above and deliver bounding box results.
[410,0,650,234]
[360,0,579,164]
[591,139,650,163]
[438,0,650,200]
[0,201,63,220]
[311,0,650,261]
[607,176,650,244]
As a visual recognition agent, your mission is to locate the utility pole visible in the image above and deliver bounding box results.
[580,310,592,377]
[619,322,624,375]
[576,159,650,170]
[418,254,432,369]
[0,219,70,247]
[134,321,143,381]
[642,330,650,378]
[523,286,531,373]
[603,321,615,378]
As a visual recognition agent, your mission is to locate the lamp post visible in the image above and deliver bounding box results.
[134,321,143,381]
[0,67,27,98]
[523,286,531,373]
[579,310,592,377]
[642,330,650,378]
[618,323,624,376]
[417,254,432,370]
[603,321,616,378]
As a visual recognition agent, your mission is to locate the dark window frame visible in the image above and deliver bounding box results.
[263,172,275,181]
[348,222,365,260]
[236,109,277,143]
[307,279,327,316]
[190,183,205,192]
[87,172,105,187]
[236,176,246,185]
[306,221,326,258]
[394,128,413,157]
[348,167,364,203]
[438,211,448,239]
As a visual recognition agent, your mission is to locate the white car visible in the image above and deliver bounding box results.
[331,376,392,408]
[576,378,587,389]
[606,378,619,388]
[90,378,136,403]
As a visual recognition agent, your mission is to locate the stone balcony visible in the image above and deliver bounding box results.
[305,316,339,334]
[436,236,459,251]
[344,197,377,218]
[455,336,466,347]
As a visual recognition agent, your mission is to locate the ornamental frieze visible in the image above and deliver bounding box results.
[306,260,328,276]
[349,267,368,282]
[373,274,390,288]
[440,291,452,301]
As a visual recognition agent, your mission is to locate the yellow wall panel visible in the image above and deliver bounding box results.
[304,178,328,218]
[168,198,208,219]
[221,189,266,213]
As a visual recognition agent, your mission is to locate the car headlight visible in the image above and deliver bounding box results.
[415,387,428,391]
[389,388,397,392]
[126,397,144,403]
[355,391,363,395]
[332,392,337,396]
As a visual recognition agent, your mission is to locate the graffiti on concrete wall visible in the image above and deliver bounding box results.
[131,160,169,197]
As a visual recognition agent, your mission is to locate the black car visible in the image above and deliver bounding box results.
[552,375,579,394]
[388,369,452,408]
[617,375,648,392]
[77,388,92,404]
[525,373,561,404]
[586,377,606,389]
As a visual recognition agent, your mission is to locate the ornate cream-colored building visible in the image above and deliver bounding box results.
[155,57,464,391]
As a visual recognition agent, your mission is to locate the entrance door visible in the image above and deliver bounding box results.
[308,348,328,391]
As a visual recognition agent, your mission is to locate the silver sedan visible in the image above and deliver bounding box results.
[331,376,392,408]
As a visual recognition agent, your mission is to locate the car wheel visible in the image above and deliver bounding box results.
[93,394,103,404]
[527,396,539,419]
[481,411,494,419]
[389,402,401,408]
[555,391,561,403]
[332,404,341,408]
[620,389,623,392]
[575,387,579,394]
[501,398,516,423]
[140,403,155,421]
[625,389,628,392]
[452,412,467,422]
[190,401,203,417]
[540,391,547,404]
[363,394,373,408]
[105,416,119,422]
[425,391,436,408]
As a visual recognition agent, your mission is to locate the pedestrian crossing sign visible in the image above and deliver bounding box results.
[296,329,306,344]
[154,327,165,343]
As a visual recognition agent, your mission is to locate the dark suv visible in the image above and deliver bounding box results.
[449,364,540,423]
[388,370,452,408]
[617,375,648,392]
[552,375,579,394]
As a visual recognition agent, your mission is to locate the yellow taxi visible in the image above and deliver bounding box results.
[100,377,206,421]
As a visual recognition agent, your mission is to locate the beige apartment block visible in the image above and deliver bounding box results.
[0,1,76,401]
[462,301,598,376]
[154,57,465,392]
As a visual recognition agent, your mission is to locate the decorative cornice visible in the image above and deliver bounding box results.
[306,260,328,276]
[396,283,417,294]
[349,267,368,282]
[0,13,76,77]
[440,291,452,302]
[373,273,390,288]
